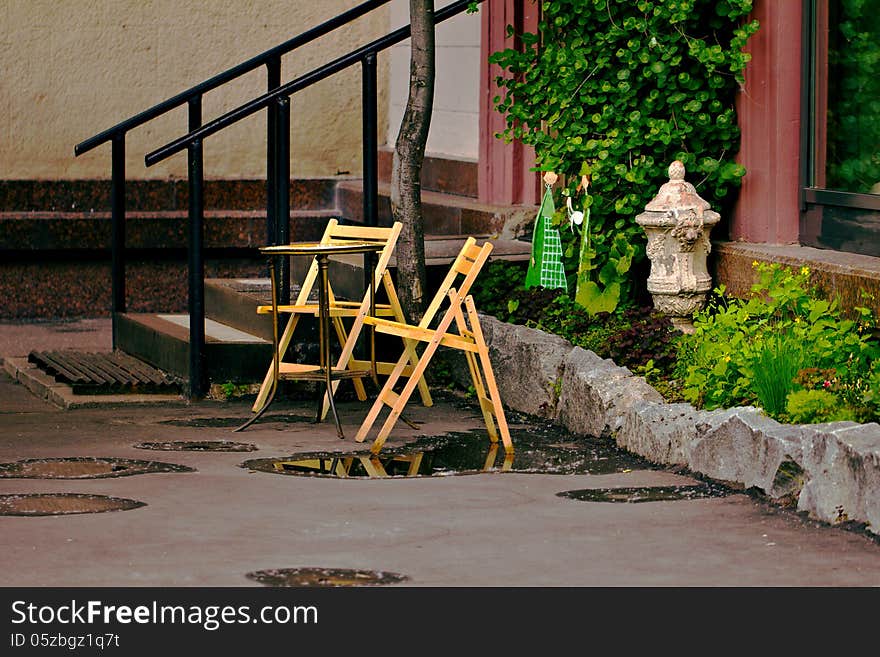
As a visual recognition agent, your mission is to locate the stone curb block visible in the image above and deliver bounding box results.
[477,314,573,418]
[798,422,880,532]
[556,347,663,438]
[616,401,709,466]
[689,408,806,500]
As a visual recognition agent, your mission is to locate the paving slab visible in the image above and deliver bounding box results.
[1,319,879,587]
[1,369,880,587]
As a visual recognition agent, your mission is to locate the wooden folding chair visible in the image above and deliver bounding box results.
[248,219,432,420]
[354,237,513,455]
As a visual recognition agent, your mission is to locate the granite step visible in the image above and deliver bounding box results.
[335,180,535,239]
[115,312,272,384]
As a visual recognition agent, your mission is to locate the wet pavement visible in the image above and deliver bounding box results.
[1,319,880,586]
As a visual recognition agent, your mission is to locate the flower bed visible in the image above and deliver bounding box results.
[470,260,880,426]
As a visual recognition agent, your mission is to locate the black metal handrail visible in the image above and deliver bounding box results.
[74,0,483,399]
[144,0,476,166]
[71,0,392,398]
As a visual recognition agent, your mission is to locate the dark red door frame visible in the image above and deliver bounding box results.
[478,0,540,206]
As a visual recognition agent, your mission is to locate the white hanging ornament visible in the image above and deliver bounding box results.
[566,196,584,229]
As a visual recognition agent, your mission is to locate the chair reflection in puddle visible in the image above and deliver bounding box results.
[272,443,514,478]
[354,237,513,455]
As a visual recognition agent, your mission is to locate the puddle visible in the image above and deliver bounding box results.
[242,426,655,478]
[0,493,145,516]
[0,457,195,479]
[160,414,311,428]
[556,484,731,503]
[247,567,408,587]
[134,440,257,452]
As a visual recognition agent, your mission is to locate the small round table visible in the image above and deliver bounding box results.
[237,241,386,437]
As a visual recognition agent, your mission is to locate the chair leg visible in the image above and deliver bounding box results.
[319,308,373,420]
[369,336,443,454]
[465,296,513,452]
[451,303,498,442]
[384,271,433,408]
[332,316,367,402]
[252,314,301,413]
[353,348,412,444]
[466,351,500,441]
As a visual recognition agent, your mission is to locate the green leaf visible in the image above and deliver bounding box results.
[598,260,619,286]
[574,281,621,315]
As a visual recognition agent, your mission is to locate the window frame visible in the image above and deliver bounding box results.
[800,0,880,215]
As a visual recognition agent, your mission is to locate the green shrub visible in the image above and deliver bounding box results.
[479,280,680,381]
[785,389,851,425]
[859,369,880,422]
[679,262,879,421]
[470,260,528,318]
[750,331,806,418]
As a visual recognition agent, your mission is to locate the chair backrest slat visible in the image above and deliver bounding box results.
[294,219,401,305]
[454,241,493,301]
[463,243,484,260]
[419,237,474,327]
[454,257,475,276]
[420,237,493,328]
[452,242,487,276]
[330,224,395,241]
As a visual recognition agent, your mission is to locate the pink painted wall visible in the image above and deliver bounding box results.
[478,0,539,206]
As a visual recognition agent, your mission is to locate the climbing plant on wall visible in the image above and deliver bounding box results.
[489,0,759,310]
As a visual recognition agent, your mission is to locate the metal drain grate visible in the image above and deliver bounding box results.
[0,493,145,516]
[27,350,179,394]
[247,568,409,587]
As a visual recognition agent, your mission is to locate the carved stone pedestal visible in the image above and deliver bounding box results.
[635,161,720,333]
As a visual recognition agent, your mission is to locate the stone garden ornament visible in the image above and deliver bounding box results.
[635,161,720,332]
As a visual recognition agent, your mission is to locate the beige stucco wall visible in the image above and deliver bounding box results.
[387,0,481,159]
[1,0,389,180]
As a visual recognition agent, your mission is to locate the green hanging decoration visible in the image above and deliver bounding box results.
[525,172,567,291]
[569,174,596,307]
[568,172,635,315]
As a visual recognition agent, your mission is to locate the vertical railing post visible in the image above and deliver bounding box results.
[275,96,291,305]
[187,97,207,399]
[266,58,281,247]
[110,134,126,350]
[361,52,379,298]
[362,53,379,229]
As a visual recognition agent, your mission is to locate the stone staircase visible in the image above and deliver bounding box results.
[110,150,534,385]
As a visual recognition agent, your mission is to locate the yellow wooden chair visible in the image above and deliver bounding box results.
[354,237,513,455]
[247,219,432,421]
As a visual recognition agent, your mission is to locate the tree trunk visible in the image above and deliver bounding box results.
[391,0,435,323]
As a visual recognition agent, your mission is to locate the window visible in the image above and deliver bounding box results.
[801,0,880,257]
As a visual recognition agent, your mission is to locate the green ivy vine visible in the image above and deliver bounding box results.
[489,0,759,307]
